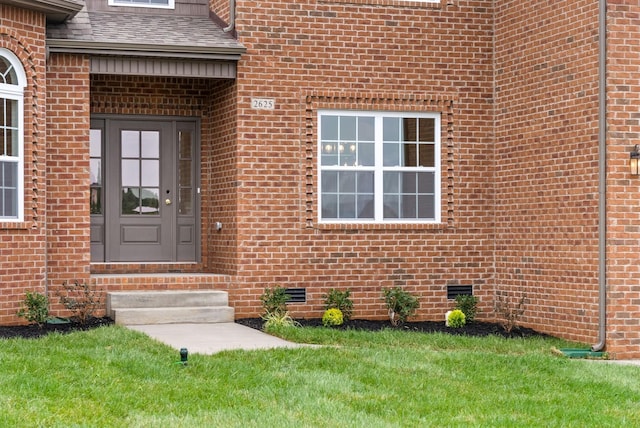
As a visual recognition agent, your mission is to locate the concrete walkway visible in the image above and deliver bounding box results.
[127,323,310,355]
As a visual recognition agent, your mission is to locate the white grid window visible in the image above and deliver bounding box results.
[0,49,25,222]
[108,0,175,9]
[318,110,440,224]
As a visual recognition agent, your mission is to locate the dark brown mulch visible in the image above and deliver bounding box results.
[235,318,548,339]
[0,317,114,340]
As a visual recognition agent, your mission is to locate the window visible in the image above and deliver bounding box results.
[0,49,25,222]
[108,0,175,9]
[318,110,440,223]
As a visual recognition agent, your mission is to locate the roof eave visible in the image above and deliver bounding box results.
[0,0,83,23]
[46,39,246,61]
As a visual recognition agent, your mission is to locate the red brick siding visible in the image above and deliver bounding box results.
[493,1,601,345]
[204,80,239,275]
[0,6,47,325]
[604,1,640,359]
[46,53,92,311]
[229,0,496,320]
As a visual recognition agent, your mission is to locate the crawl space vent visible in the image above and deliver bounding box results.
[285,288,306,303]
[447,285,473,300]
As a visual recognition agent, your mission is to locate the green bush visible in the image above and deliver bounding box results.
[58,281,103,325]
[17,291,49,328]
[260,286,289,318]
[446,310,466,328]
[454,294,479,323]
[382,287,419,326]
[322,308,344,327]
[323,289,354,321]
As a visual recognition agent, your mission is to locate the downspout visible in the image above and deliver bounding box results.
[592,0,607,352]
[223,0,236,33]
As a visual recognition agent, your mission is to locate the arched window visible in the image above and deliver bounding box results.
[0,48,26,221]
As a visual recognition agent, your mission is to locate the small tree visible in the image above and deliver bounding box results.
[494,293,527,333]
[382,287,419,326]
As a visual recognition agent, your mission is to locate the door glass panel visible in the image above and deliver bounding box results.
[179,188,192,216]
[140,188,159,214]
[121,159,139,186]
[120,129,160,216]
[179,160,191,187]
[121,131,139,157]
[178,130,193,215]
[141,160,159,186]
[141,131,159,157]
[90,129,103,214]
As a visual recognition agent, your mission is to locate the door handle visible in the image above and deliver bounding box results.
[165,199,172,205]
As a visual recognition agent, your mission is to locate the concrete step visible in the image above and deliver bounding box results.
[106,290,234,325]
[107,290,228,312]
[112,306,235,325]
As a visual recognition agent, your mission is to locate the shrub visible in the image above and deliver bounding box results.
[322,308,344,327]
[323,289,354,321]
[495,293,527,333]
[446,310,466,328]
[382,287,419,326]
[57,281,103,325]
[263,311,300,333]
[17,291,49,328]
[454,294,479,323]
[260,286,289,318]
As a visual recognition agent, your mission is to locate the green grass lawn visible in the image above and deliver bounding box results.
[1,325,639,427]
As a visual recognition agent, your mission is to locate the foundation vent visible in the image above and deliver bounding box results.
[285,288,306,303]
[447,285,473,300]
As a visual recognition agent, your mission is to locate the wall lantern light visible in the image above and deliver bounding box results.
[630,145,640,176]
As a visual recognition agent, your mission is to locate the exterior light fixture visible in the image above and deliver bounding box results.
[631,145,640,176]
[180,348,188,365]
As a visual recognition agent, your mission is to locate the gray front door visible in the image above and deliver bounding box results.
[90,118,199,262]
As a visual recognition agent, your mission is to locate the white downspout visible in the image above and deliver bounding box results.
[592,0,607,352]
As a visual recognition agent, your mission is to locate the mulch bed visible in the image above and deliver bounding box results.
[0,317,114,340]
[0,317,546,340]
[235,318,548,339]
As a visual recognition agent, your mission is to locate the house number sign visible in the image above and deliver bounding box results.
[251,98,275,110]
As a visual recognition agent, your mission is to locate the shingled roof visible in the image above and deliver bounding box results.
[46,5,245,60]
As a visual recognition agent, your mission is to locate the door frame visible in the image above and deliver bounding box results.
[90,115,201,263]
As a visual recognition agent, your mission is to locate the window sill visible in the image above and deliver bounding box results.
[0,221,34,230]
[313,221,449,232]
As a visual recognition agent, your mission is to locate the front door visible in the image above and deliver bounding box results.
[90,118,199,262]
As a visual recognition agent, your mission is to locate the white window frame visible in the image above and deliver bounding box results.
[0,48,25,222]
[318,110,441,224]
[108,0,175,9]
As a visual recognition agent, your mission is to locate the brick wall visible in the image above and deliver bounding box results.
[46,53,92,309]
[226,0,497,320]
[204,79,239,275]
[493,1,601,345]
[604,1,640,359]
[0,6,47,325]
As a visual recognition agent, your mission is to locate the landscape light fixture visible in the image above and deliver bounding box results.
[180,348,188,365]
[630,145,640,176]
